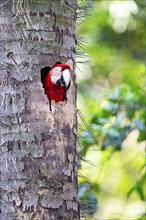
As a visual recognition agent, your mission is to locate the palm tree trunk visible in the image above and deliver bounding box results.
[0,0,79,219]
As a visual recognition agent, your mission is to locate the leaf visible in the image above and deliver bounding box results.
[86,193,98,214]
[126,108,135,120]
[136,185,145,201]
[127,186,136,199]
[80,131,94,144]
[134,120,145,130]
[138,130,146,142]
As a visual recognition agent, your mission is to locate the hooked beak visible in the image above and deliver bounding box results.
[56,70,70,89]
[56,78,62,87]
[56,72,65,87]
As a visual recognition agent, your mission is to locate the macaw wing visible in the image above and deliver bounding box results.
[40,66,51,84]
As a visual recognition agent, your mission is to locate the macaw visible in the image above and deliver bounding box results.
[40,62,71,111]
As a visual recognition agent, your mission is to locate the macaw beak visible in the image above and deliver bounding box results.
[56,69,70,89]
[56,78,62,87]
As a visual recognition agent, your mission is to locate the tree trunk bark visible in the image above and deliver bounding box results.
[0,0,79,219]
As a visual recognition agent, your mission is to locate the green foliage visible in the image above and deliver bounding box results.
[127,163,146,202]
[77,0,146,219]
[79,85,145,155]
[78,183,98,217]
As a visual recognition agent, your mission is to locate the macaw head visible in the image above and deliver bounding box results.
[50,63,71,90]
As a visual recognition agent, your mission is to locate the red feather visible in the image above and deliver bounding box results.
[52,63,70,71]
[43,76,64,102]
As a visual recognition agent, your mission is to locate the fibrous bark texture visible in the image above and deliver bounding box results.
[0,0,79,219]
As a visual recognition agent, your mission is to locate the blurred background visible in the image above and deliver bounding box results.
[76,0,146,219]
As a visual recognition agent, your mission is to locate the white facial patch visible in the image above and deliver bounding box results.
[51,75,61,85]
[50,66,62,85]
[51,67,62,76]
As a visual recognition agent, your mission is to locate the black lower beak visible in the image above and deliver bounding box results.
[56,73,66,88]
[56,79,62,86]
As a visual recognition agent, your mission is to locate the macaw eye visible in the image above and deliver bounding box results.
[51,67,62,76]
